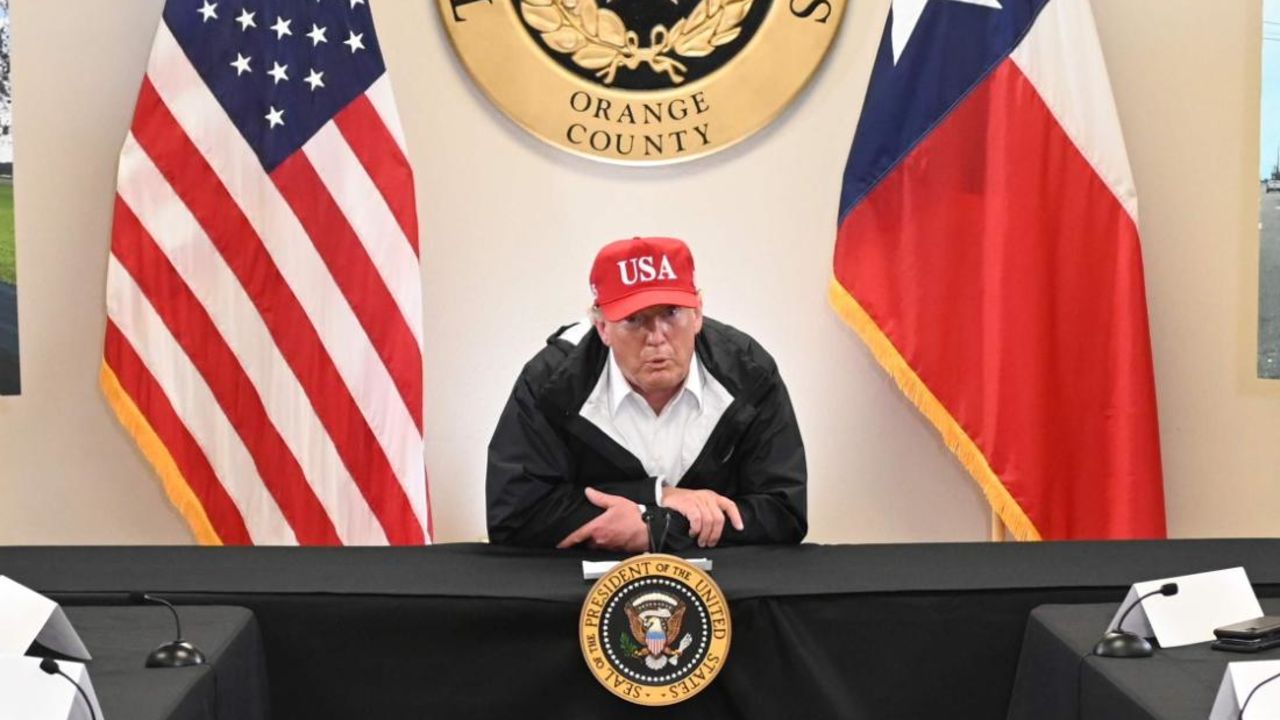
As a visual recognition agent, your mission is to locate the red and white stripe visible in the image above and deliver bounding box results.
[1009,0,1138,222]
[833,0,1164,539]
[105,23,429,545]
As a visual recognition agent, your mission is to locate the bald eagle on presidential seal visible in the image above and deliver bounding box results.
[624,592,695,670]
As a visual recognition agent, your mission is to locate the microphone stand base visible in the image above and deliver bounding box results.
[1093,630,1154,658]
[146,641,206,668]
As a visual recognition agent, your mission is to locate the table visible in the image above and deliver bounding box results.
[65,606,269,720]
[1007,599,1280,720]
[3,541,1279,719]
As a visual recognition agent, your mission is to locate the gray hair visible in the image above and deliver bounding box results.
[587,291,703,324]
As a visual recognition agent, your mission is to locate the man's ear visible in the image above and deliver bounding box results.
[594,317,612,347]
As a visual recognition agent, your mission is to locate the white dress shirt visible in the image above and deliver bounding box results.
[579,350,733,506]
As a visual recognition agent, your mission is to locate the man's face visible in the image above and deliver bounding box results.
[595,304,703,399]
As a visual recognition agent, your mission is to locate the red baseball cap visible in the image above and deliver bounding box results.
[590,237,699,322]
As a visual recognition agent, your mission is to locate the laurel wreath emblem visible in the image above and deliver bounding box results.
[518,0,753,85]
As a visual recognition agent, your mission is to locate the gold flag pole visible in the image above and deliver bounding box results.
[990,510,1005,542]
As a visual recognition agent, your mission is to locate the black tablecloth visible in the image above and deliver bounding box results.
[6,540,1280,600]
[1007,599,1280,720]
[3,541,1279,719]
[65,606,269,720]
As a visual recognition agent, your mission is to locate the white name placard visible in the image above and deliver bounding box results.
[0,576,90,661]
[0,656,104,720]
[1110,567,1262,648]
[1210,660,1280,720]
[582,558,711,580]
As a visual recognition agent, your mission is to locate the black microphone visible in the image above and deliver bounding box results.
[641,507,673,554]
[39,657,98,720]
[1093,582,1179,658]
[130,592,206,668]
[1239,669,1280,720]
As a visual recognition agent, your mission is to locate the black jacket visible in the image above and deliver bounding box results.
[486,317,807,550]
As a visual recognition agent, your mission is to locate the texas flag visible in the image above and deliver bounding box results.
[830,0,1166,539]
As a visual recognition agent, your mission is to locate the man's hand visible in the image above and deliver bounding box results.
[660,487,744,548]
[556,487,648,552]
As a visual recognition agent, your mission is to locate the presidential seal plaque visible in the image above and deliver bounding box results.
[438,0,845,163]
[579,554,731,705]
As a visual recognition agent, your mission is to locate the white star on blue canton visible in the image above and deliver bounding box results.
[307,24,328,46]
[344,31,365,53]
[304,69,326,91]
[198,1,218,22]
[271,16,293,39]
[890,0,1002,65]
[268,62,289,84]
[350,0,367,7]
[235,8,257,31]
[265,106,285,128]
[230,53,252,75]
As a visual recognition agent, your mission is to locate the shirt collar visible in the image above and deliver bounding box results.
[606,351,704,417]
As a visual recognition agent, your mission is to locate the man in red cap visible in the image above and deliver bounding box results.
[486,237,807,552]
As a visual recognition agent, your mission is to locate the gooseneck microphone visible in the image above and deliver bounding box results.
[129,592,206,668]
[39,658,98,720]
[641,507,673,554]
[1239,669,1280,720]
[1114,584,1179,631]
[1093,582,1179,658]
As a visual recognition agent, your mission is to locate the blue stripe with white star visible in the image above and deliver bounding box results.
[837,0,1050,221]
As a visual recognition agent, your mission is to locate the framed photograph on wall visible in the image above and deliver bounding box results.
[1261,0,1280,379]
[0,0,15,396]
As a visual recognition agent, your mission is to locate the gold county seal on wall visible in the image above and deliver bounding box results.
[438,0,845,163]
[579,554,731,705]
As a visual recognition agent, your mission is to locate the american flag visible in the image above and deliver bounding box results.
[102,0,430,544]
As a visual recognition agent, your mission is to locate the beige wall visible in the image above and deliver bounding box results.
[0,0,1274,545]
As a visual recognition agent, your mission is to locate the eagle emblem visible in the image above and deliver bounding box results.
[623,592,694,670]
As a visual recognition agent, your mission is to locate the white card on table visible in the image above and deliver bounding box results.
[583,558,712,580]
[1209,659,1280,720]
[0,576,90,661]
[0,655,104,720]
[1110,567,1262,648]
[0,575,56,654]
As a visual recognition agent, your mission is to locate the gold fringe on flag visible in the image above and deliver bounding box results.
[100,361,223,545]
[827,278,1042,541]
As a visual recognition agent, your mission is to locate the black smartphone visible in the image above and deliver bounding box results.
[1214,616,1280,640]
[1211,635,1280,653]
